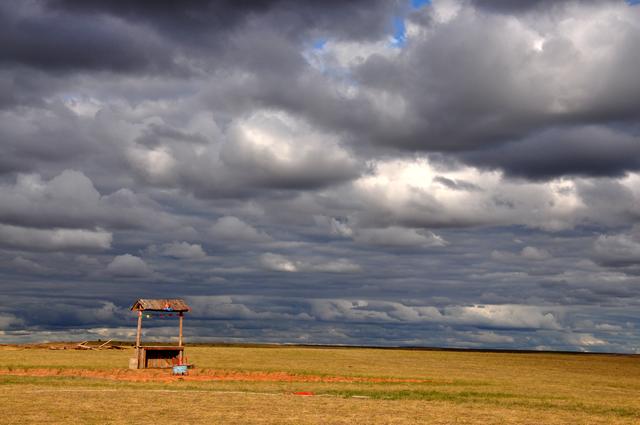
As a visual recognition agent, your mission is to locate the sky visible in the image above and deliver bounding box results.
[1,0,640,352]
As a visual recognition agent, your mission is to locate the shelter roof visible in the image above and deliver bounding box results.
[131,299,190,312]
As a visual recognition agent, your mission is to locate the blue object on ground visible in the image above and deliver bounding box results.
[172,365,188,375]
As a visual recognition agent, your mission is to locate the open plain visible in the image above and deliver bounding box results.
[1,344,639,424]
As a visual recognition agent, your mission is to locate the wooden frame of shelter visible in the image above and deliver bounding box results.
[129,299,190,369]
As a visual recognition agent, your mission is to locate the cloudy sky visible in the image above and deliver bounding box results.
[1,0,640,352]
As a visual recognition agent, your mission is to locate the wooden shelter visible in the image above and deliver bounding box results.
[129,299,190,369]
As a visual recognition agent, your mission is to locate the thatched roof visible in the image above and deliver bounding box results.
[131,299,190,312]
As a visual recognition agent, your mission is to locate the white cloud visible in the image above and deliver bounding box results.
[161,241,207,259]
[307,259,361,273]
[490,250,516,261]
[446,304,561,330]
[63,95,103,117]
[308,300,561,330]
[565,333,607,347]
[0,224,112,251]
[431,0,463,24]
[0,170,180,232]
[106,254,152,277]
[127,146,176,184]
[0,170,99,223]
[210,216,270,243]
[595,323,623,332]
[593,234,640,266]
[259,253,299,272]
[221,110,360,188]
[463,331,515,344]
[308,37,398,70]
[355,226,447,247]
[309,299,395,322]
[314,216,354,238]
[347,157,617,231]
[491,246,551,262]
[259,253,360,273]
[520,246,550,261]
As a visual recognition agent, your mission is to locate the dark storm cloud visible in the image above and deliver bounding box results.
[258,0,640,179]
[0,0,398,116]
[2,0,640,352]
[0,101,118,176]
[0,0,397,76]
[0,69,65,109]
[47,0,397,43]
[463,126,640,179]
[136,123,209,147]
[0,2,175,74]
[47,0,278,33]
[469,0,614,13]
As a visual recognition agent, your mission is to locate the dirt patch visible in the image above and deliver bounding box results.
[0,367,427,384]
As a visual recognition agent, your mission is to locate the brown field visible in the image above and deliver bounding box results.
[1,344,639,424]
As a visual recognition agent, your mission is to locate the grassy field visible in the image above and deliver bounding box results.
[1,344,639,424]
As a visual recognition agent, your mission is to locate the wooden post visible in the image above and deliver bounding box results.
[135,310,142,368]
[178,312,184,363]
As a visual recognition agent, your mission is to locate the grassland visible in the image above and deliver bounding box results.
[1,344,639,424]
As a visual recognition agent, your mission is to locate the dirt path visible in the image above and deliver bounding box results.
[0,367,427,384]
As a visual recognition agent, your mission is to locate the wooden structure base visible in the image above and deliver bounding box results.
[135,346,184,369]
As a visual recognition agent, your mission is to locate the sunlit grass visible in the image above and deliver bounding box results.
[1,345,639,424]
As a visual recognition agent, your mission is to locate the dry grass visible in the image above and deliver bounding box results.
[1,345,639,424]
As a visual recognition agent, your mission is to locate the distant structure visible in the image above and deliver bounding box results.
[129,299,190,369]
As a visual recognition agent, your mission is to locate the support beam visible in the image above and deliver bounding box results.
[135,310,142,368]
[178,312,184,363]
